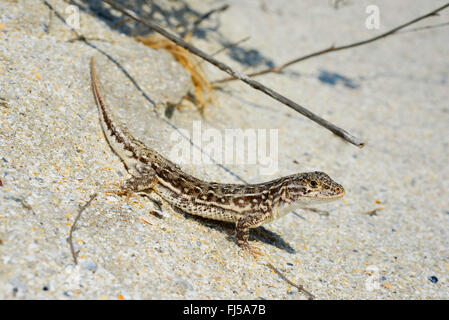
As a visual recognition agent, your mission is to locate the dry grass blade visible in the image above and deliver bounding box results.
[136,34,214,112]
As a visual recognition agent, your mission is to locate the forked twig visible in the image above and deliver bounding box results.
[101,0,364,147]
[216,3,449,81]
[399,21,449,34]
[67,193,98,265]
[265,262,315,300]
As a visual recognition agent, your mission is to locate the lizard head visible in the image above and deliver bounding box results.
[270,171,345,219]
[285,171,345,204]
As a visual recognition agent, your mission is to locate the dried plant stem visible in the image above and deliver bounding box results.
[399,21,449,34]
[216,2,449,81]
[265,262,315,300]
[102,0,364,147]
[67,193,98,265]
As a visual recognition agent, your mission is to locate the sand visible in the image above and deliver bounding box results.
[0,0,448,299]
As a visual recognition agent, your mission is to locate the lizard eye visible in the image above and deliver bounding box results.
[310,180,318,188]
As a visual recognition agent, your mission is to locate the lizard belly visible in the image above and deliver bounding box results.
[154,184,240,223]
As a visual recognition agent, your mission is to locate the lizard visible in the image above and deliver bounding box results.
[90,57,345,256]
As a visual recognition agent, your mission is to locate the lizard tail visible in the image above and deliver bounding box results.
[90,56,141,171]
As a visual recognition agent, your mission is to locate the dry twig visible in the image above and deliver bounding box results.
[67,193,98,265]
[101,0,364,147]
[216,3,449,81]
[399,21,449,34]
[265,262,315,300]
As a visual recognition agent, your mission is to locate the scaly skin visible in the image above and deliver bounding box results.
[90,57,345,256]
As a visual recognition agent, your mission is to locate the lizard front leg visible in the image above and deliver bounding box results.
[107,167,158,201]
[107,167,164,218]
[235,210,272,258]
[122,173,157,193]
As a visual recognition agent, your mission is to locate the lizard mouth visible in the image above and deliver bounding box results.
[329,189,345,199]
[304,189,345,201]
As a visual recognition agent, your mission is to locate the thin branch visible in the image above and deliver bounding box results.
[67,193,98,265]
[216,2,449,81]
[265,262,315,300]
[399,20,449,34]
[101,0,364,147]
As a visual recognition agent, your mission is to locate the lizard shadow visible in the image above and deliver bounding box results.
[169,205,297,254]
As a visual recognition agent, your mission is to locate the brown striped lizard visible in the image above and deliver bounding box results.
[90,57,345,256]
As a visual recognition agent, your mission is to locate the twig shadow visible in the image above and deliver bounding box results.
[73,0,274,68]
[44,0,249,185]
[317,69,359,89]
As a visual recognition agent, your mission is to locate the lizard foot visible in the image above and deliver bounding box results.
[238,241,265,259]
[104,182,136,203]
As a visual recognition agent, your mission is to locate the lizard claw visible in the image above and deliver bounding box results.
[104,182,135,203]
[239,242,265,259]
